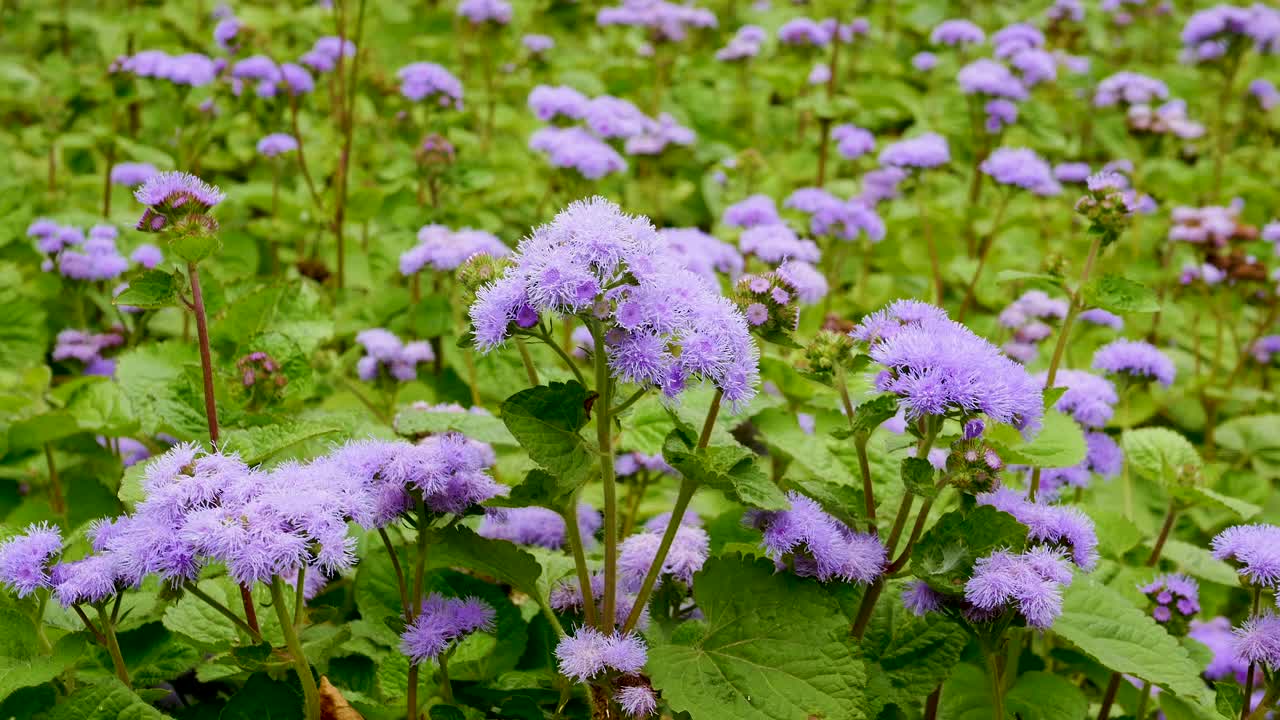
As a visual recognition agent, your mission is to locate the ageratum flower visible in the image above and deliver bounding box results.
[852,301,1044,432]
[456,0,512,25]
[400,225,509,275]
[583,96,652,139]
[1251,79,1280,110]
[777,260,828,305]
[878,133,950,169]
[1054,162,1091,184]
[965,546,1073,628]
[657,228,744,284]
[1079,308,1123,329]
[355,328,435,382]
[596,0,716,42]
[1141,573,1200,624]
[977,486,1099,569]
[745,491,886,584]
[912,51,938,71]
[1092,339,1176,386]
[716,25,765,61]
[981,148,1060,195]
[832,124,875,159]
[623,113,695,156]
[738,224,821,263]
[1047,0,1084,23]
[902,579,946,615]
[469,198,760,406]
[528,85,590,122]
[985,99,1018,133]
[280,63,314,95]
[1011,48,1057,86]
[1253,335,1280,364]
[555,627,647,681]
[1182,4,1280,58]
[134,171,225,234]
[523,34,555,55]
[0,523,63,597]
[1192,617,1254,681]
[477,503,603,550]
[958,59,1029,100]
[1233,613,1280,671]
[1094,71,1169,107]
[59,230,129,281]
[723,195,780,228]
[1039,369,1118,428]
[400,593,495,664]
[1212,524,1280,587]
[256,133,298,157]
[529,127,628,179]
[992,23,1045,58]
[549,573,649,629]
[859,166,908,205]
[778,17,831,46]
[299,36,355,73]
[618,523,710,592]
[930,19,985,46]
[53,328,124,375]
[110,162,159,187]
[616,684,658,718]
[398,62,464,107]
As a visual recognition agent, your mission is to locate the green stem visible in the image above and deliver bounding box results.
[438,652,455,703]
[535,328,587,386]
[621,476,697,634]
[378,528,412,619]
[1135,681,1152,720]
[34,593,51,654]
[407,500,430,720]
[188,262,220,445]
[697,389,723,451]
[184,583,262,642]
[837,366,877,533]
[515,338,539,386]
[293,565,307,629]
[1245,685,1280,720]
[611,387,649,416]
[271,577,320,720]
[591,323,618,631]
[563,496,598,628]
[986,647,1005,720]
[1146,500,1177,567]
[97,604,131,688]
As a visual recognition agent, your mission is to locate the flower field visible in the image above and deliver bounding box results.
[2,1,1280,719]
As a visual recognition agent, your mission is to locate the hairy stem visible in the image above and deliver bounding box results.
[516,337,540,386]
[621,476,697,634]
[271,577,320,720]
[379,528,412,619]
[564,495,598,628]
[97,604,131,688]
[592,324,618,631]
[1146,500,1177,567]
[188,262,220,445]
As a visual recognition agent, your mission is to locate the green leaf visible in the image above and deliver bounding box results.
[858,596,967,716]
[911,506,1028,594]
[1005,671,1089,720]
[46,678,169,720]
[1054,575,1216,708]
[662,429,788,510]
[900,457,939,499]
[63,378,138,436]
[938,663,993,719]
[648,555,867,720]
[113,270,179,309]
[162,579,243,647]
[1152,539,1240,587]
[850,394,899,436]
[0,635,83,703]
[395,407,515,445]
[0,292,48,371]
[219,422,342,465]
[220,672,302,720]
[487,468,576,510]
[1081,274,1160,314]
[427,526,542,596]
[1123,428,1202,487]
[995,270,1067,291]
[1189,487,1260,520]
[410,294,453,338]
[988,411,1086,468]
[114,342,209,440]
[500,382,595,489]
[1215,415,1280,479]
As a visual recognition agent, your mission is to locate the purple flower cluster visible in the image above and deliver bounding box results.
[400,593,495,664]
[1212,524,1280,587]
[456,0,512,25]
[878,133,951,170]
[1251,78,1280,110]
[53,328,125,376]
[852,301,1044,432]
[597,0,716,43]
[777,260,829,305]
[1192,617,1254,681]
[110,162,159,187]
[958,59,1028,100]
[981,148,1061,195]
[1079,308,1124,330]
[738,223,820,264]
[300,37,355,74]
[746,491,886,584]
[400,225,510,275]
[478,503,603,550]
[529,85,590,122]
[716,25,766,61]
[1169,203,1241,246]
[1039,369,1118,428]
[999,290,1068,363]
[256,133,298,157]
[134,171,225,233]
[931,19,985,46]
[550,573,649,629]
[555,627,647,681]
[35,222,131,281]
[1037,431,1124,498]
[1094,71,1170,107]
[965,546,1074,628]
[1092,339,1176,387]
[527,89,693,173]
[723,194,780,228]
[784,188,885,242]
[618,520,709,591]
[992,23,1045,58]
[397,62,464,107]
[469,198,760,406]
[0,523,64,597]
[530,127,628,179]
[523,34,555,55]
[615,452,674,477]
[977,486,1099,569]
[1140,573,1200,623]
[1252,335,1280,364]
[657,227,744,285]
[1182,4,1280,60]
[112,50,220,87]
[355,329,436,382]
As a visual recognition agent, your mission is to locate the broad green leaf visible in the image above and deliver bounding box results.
[1189,487,1261,520]
[1153,539,1239,587]
[858,596,967,716]
[1055,575,1215,708]
[648,555,867,720]
[1081,274,1160,314]
[500,382,596,489]
[662,428,787,510]
[1123,428,1201,487]
[427,526,542,596]
[62,378,138,436]
[900,457,939,499]
[1215,415,1280,479]
[113,270,179,309]
[1005,671,1089,720]
[114,343,209,440]
[46,678,169,720]
[753,407,857,487]
[395,406,515,445]
[938,663,993,719]
[850,394,899,436]
[995,270,1067,291]
[162,579,243,648]
[988,411,1086,468]
[0,293,48,371]
[0,635,82,703]
[219,422,342,465]
[912,506,1028,594]
[220,672,302,720]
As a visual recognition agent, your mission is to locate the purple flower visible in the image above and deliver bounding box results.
[931,19,985,46]
[596,1,716,42]
[1039,369,1118,428]
[256,133,298,157]
[549,573,649,629]
[1092,339,1176,386]
[977,486,1099,569]
[110,162,159,187]
[723,194,780,228]
[912,51,938,71]
[778,17,831,46]
[738,224,821,263]
[584,96,651,139]
[992,23,1045,58]
[457,0,512,25]
[214,17,240,51]
[528,85,590,122]
[1251,78,1280,110]
[902,579,946,615]
[878,133,950,169]
[618,524,709,592]
[355,329,436,382]
[529,127,628,179]
[0,523,63,597]
[51,554,123,607]
[832,124,875,159]
[1253,335,1280,364]
[1182,5,1280,57]
[853,301,1044,432]
[1095,72,1169,108]
[746,491,885,583]
[985,99,1018,134]
[1233,613,1280,670]
[555,627,647,681]
[1212,524,1280,587]
[1140,573,1200,622]
[958,59,1028,100]
[859,166,908,205]
[58,232,130,282]
[130,244,164,269]
[616,685,658,718]
[776,260,828,305]
[400,593,495,664]
[280,63,314,95]
[717,25,765,61]
[1079,308,1123,329]
[523,34,555,54]
[134,171,225,216]
[1047,0,1084,23]
[400,225,509,275]
[981,148,1059,194]
[1054,162,1091,183]
[300,37,355,73]
[478,503,602,550]
[398,62,464,107]
[1011,48,1057,86]
[658,227,744,284]
[1191,617,1253,681]
[965,546,1073,628]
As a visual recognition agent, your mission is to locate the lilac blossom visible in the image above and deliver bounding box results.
[1092,339,1176,386]
[400,593,495,664]
[981,148,1060,195]
[931,19,985,46]
[1094,71,1169,107]
[745,491,886,584]
[878,133,950,169]
[400,225,509,275]
[110,162,159,187]
[256,133,298,157]
[355,328,436,382]
[657,227,744,284]
[529,127,628,179]
[478,503,603,550]
[523,34,555,55]
[958,59,1029,100]
[555,627,647,681]
[618,523,709,591]
[0,523,64,597]
[398,62,464,108]
[1140,573,1200,623]
[832,124,875,159]
[1039,369,1118,428]
[977,486,1099,569]
[1212,524,1280,587]
[738,224,821,263]
[723,195,780,228]
[457,0,512,25]
[965,546,1073,628]
[912,52,938,71]
[528,85,590,122]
